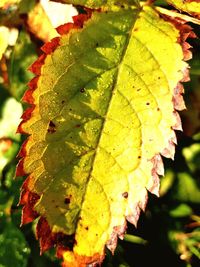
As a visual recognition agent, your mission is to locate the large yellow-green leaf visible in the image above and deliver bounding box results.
[167,0,200,16]
[17,3,190,266]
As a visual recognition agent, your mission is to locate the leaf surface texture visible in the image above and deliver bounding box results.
[18,4,189,266]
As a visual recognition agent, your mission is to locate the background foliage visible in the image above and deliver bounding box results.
[0,0,199,266]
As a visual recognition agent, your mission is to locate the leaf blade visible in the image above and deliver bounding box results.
[17,5,191,266]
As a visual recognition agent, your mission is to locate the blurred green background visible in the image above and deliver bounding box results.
[0,0,199,266]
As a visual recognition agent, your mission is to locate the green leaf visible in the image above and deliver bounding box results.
[160,169,175,196]
[0,223,30,267]
[18,0,36,13]
[183,143,200,172]
[169,204,193,218]
[18,4,190,266]
[171,172,200,203]
[124,234,147,245]
[8,30,37,100]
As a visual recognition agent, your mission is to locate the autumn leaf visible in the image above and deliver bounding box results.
[40,0,77,28]
[27,1,77,42]
[17,3,193,266]
[27,2,59,42]
[0,0,21,9]
[50,0,140,9]
[167,0,200,17]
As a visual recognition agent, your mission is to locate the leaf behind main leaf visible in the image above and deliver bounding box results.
[17,4,192,266]
[167,0,200,17]
[50,0,140,9]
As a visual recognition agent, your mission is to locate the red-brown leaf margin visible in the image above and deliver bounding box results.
[16,7,195,267]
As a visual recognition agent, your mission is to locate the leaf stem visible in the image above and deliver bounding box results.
[124,234,148,245]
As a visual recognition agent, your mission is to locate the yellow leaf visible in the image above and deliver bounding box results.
[0,26,9,60]
[27,3,59,42]
[167,0,200,16]
[0,0,21,8]
[27,1,77,42]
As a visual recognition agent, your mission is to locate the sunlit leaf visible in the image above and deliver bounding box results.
[0,98,22,175]
[17,3,192,266]
[0,0,21,9]
[50,0,139,9]
[27,1,77,42]
[0,26,9,60]
[167,0,200,17]
[41,0,77,28]
[0,98,22,140]
[27,2,59,42]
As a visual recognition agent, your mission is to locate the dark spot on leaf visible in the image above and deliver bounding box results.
[48,121,56,133]
[122,192,128,198]
[157,107,160,111]
[138,156,141,159]
[64,195,72,204]
[134,28,138,32]
[137,88,141,92]
[146,102,150,106]
[158,77,161,79]
[64,198,70,204]
[80,88,85,93]
[85,226,89,230]
[96,42,99,47]
[75,124,81,128]
[61,100,65,104]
